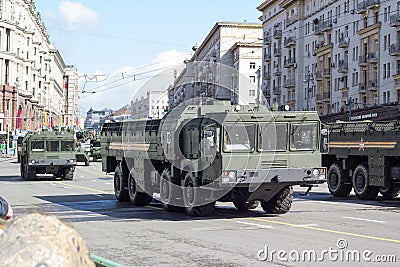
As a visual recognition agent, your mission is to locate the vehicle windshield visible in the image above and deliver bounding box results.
[259,123,288,151]
[61,141,75,151]
[92,141,101,147]
[290,122,319,151]
[31,141,44,152]
[223,123,255,152]
[47,141,60,152]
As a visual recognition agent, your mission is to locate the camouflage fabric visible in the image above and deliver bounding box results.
[0,213,95,267]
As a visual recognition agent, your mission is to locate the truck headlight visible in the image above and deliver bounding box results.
[222,171,237,183]
[313,169,320,177]
[69,159,76,163]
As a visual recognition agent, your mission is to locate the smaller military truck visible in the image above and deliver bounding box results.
[20,131,77,180]
[75,141,90,166]
[323,121,400,200]
[89,138,102,162]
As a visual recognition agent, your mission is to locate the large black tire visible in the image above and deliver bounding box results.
[26,167,36,181]
[261,186,293,214]
[183,173,215,217]
[128,171,153,206]
[63,167,74,180]
[327,163,352,197]
[233,200,259,211]
[380,186,400,199]
[114,163,130,202]
[352,164,379,200]
[160,168,180,211]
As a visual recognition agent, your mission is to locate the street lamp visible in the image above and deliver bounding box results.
[303,71,314,111]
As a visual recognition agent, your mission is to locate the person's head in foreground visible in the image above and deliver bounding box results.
[0,213,95,267]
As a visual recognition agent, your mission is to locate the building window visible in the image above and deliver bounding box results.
[249,90,255,96]
[250,62,256,69]
[388,63,391,77]
[249,76,256,83]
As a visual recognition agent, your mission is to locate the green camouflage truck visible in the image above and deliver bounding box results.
[323,120,400,200]
[101,103,326,216]
[20,131,77,180]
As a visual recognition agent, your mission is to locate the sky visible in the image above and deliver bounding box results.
[33,0,263,114]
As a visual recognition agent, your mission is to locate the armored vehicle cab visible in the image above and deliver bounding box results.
[20,131,77,180]
[89,137,102,162]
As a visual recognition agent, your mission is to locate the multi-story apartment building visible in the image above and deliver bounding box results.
[257,0,400,118]
[169,22,263,108]
[0,0,77,134]
[131,90,169,119]
[84,107,113,131]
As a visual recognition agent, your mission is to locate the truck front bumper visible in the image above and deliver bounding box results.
[220,167,326,187]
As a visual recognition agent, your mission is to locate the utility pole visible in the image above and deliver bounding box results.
[303,71,314,111]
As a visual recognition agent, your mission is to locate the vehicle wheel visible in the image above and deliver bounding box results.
[160,168,180,211]
[128,171,153,206]
[17,155,21,163]
[114,163,130,202]
[261,186,293,214]
[327,163,352,197]
[380,186,400,199]
[93,157,97,162]
[352,164,379,200]
[233,200,259,211]
[26,167,37,181]
[63,168,74,180]
[85,159,90,166]
[183,173,215,217]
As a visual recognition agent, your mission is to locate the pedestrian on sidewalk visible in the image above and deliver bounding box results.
[0,139,5,157]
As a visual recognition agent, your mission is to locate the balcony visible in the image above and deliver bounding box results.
[273,67,282,76]
[390,14,400,27]
[323,68,331,78]
[273,29,282,39]
[286,15,298,26]
[264,35,272,44]
[264,53,272,61]
[274,47,282,57]
[359,55,367,67]
[367,52,378,63]
[338,60,349,73]
[316,93,323,102]
[389,44,400,56]
[273,86,281,95]
[358,83,367,93]
[283,78,295,88]
[313,20,333,35]
[283,57,296,68]
[368,80,378,91]
[357,0,380,13]
[338,36,350,48]
[284,36,296,48]
[263,72,271,80]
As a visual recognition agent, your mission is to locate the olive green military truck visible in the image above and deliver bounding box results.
[101,103,326,216]
[89,138,102,162]
[20,131,77,180]
[323,120,400,200]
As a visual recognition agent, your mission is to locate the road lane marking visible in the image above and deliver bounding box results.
[246,218,400,243]
[50,181,112,195]
[342,216,385,224]
[292,224,318,227]
[236,220,273,229]
[76,166,113,177]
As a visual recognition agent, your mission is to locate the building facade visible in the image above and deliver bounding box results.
[0,0,77,135]
[169,22,263,108]
[131,90,168,119]
[257,0,400,116]
[84,107,113,131]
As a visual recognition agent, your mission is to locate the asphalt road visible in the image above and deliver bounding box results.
[0,157,399,266]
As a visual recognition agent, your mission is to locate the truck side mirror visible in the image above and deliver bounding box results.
[320,128,329,153]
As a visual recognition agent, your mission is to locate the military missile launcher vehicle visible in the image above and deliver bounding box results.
[323,120,400,200]
[101,102,326,216]
[20,130,77,180]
